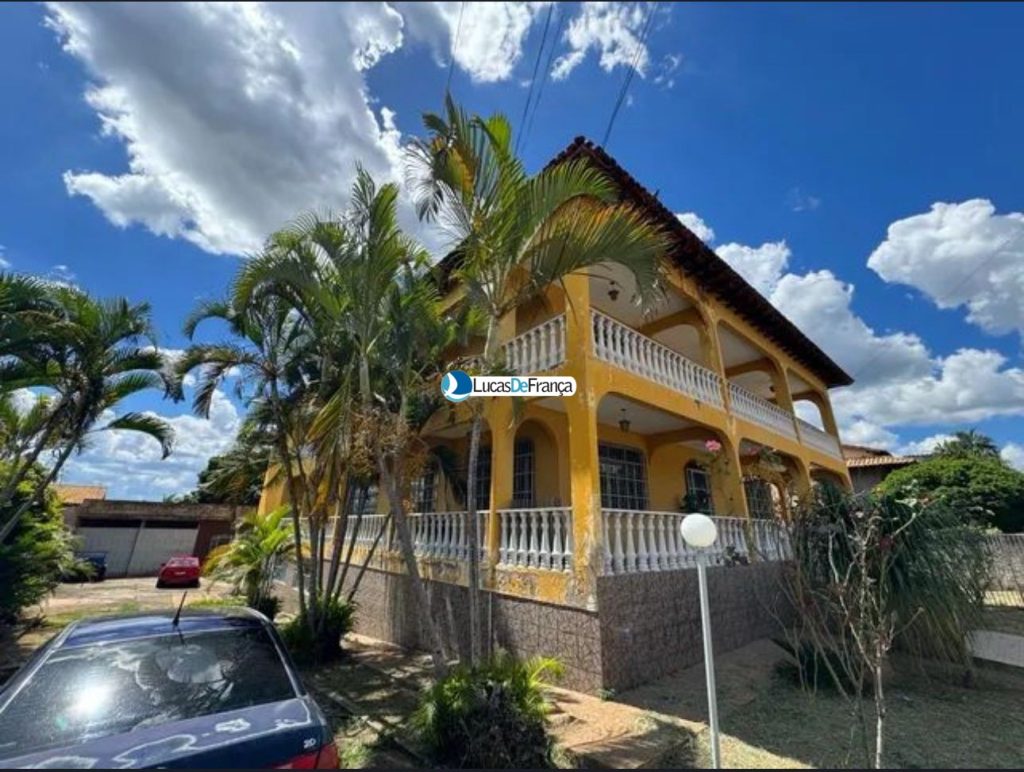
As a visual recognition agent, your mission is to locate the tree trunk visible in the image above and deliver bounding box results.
[464,414,483,666]
[0,432,79,543]
[345,513,391,604]
[0,405,66,514]
[873,647,885,769]
[378,451,449,679]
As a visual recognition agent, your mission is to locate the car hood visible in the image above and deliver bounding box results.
[0,697,325,769]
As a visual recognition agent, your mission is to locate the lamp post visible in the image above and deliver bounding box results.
[680,513,721,769]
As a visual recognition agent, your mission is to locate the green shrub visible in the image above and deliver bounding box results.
[414,652,564,769]
[0,466,75,624]
[251,594,281,620]
[60,556,98,583]
[280,596,356,665]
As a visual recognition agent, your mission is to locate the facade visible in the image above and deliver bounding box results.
[261,138,853,691]
[843,445,922,494]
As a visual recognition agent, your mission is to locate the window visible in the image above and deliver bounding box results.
[469,446,491,511]
[744,477,775,519]
[346,482,378,515]
[512,439,535,507]
[410,464,436,513]
[599,443,649,510]
[684,463,714,514]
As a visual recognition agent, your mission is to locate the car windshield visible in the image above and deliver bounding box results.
[0,625,297,759]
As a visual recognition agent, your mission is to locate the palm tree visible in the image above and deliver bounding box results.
[231,170,459,676]
[204,505,294,613]
[0,282,174,542]
[934,430,1001,460]
[406,96,670,662]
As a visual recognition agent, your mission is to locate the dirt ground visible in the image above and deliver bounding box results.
[0,577,234,677]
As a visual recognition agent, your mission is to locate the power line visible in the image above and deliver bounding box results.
[446,2,466,93]
[514,3,555,157]
[522,4,567,155]
[601,1,657,147]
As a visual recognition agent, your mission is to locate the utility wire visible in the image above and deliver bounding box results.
[601,1,657,147]
[514,3,555,157]
[522,4,567,155]
[446,2,466,93]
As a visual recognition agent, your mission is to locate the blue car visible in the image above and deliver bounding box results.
[0,609,339,769]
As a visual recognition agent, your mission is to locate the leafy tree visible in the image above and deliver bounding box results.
[934,429,1001,459]
[0,278,175,541]
[406,96,670,662]
[878,454,1024,532]
[0,462,76,623]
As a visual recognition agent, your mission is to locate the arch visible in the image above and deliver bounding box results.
[511,417,567,508]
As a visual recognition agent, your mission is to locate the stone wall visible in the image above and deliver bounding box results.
[327,561,789,694]
[987,534,1024,594]
[339,567,604,692]
[596,562,791,691]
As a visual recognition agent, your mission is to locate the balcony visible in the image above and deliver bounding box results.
[502,310,842,460]
[591,310,725,408]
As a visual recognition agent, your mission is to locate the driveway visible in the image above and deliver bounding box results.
[1,578,234,677]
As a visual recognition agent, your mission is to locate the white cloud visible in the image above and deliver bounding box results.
[715,240,791,297]
[676,212,715,244]
[47,2,408,256]
[552,2,652,81]
[0,244,9,270]
[692,212,1024,445]
[867,199,1024,336]
[61,389,241,500]
[653,52,682,89]
[1002,442,1024,471]
[399,1,550,84]
[895,433,952,456]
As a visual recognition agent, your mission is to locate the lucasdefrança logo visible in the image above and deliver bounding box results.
[442,370,576,402]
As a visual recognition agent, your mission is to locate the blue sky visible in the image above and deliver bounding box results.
[2,2,1023,498]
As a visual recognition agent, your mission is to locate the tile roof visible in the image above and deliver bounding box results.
[845,455,922,469]
[55,484,107,505]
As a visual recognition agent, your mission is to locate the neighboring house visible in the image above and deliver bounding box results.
[259,137,853,692]
[843,444,923,494]
[64,498,242,578]
[55,484,108,529]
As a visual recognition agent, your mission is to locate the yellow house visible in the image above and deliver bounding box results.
[261,138,853,692]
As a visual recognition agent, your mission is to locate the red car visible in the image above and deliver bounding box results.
[156,555,201,588]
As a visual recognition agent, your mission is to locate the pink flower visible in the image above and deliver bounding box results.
[704,439,722,453]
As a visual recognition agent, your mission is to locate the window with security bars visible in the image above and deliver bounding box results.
[346,482,378,515]
[511,439,535,507]
[598,443,649,510]
[684,463,714,514]
[744,477,775,519]
[410,464,436,513]
[468,446,491,511]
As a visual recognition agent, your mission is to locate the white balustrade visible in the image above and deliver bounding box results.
[600,510,790,574]
[497,507,573,571]
[502,315,567,374]
[727,382,798,440]
[591,310,724,408]
[796,418,842,459]
[403,511,485,560]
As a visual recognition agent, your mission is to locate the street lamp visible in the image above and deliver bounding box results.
[680,513,722,769]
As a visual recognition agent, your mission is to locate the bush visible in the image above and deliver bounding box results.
[280,596,356,665]
[251,594,281,620]
[877,455,1024,532]
[0,466,75,624]
[414,652,564,769]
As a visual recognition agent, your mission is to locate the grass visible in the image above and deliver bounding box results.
[700,667,1024,769]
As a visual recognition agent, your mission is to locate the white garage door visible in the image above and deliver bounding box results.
[127,526,198,576]
[77,526,139,577]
